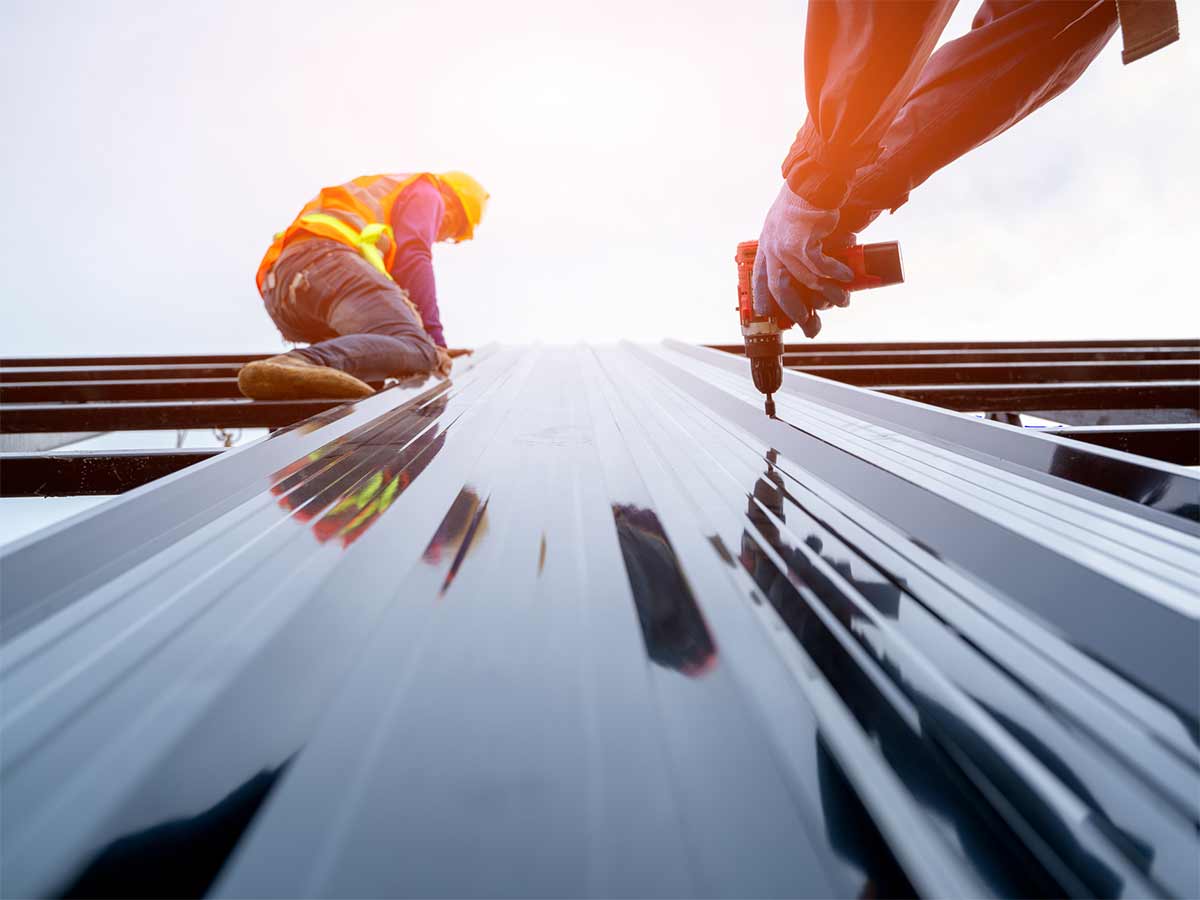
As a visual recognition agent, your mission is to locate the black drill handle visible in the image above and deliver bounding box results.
[836,241,904,291]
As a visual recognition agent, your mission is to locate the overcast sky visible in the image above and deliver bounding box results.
[2,0,1196,356]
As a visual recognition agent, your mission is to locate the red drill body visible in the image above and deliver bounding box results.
[737,239,904,417]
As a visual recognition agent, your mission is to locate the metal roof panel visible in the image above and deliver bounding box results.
[2,344,1197,898]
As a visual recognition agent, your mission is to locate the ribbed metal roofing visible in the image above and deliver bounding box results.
[2,343,1197,898]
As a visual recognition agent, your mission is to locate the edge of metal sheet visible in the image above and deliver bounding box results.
[676,341,1199,534]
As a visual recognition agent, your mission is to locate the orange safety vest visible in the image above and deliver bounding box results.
[256,172,434,293]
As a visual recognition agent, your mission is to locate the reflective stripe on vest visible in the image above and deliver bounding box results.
[295,214,395,280]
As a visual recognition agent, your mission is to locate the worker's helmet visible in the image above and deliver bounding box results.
[437,171,489,241]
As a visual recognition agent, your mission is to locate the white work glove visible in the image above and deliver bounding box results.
[752,183,854,338]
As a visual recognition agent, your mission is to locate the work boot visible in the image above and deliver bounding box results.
[237,354,375,401]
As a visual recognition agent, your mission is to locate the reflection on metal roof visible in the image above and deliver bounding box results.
[1,343,1197,898]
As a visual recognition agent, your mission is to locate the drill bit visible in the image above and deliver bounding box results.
[764,394,775,418]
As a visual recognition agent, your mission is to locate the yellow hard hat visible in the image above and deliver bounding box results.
[438,171,489,241]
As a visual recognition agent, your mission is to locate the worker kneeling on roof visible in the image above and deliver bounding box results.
[239,171,488,400]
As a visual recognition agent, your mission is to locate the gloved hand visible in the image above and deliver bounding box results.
[752,183,855,338]
[435,347,453,379]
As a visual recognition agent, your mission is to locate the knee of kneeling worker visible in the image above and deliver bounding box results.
[418,339,440,372]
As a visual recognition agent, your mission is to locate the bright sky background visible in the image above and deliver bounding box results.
[2,0,1197,357]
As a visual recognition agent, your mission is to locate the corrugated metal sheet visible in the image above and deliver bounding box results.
[2,343,1197,898]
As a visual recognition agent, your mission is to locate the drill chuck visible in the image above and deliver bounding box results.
[749,357,782,395]
[745,333,783,395]
[743,328,783,417]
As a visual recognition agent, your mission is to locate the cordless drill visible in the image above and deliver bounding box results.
[736,239,904,417]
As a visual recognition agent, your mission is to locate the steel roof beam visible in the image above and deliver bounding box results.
[0,449,220,497]
[0,363,245,383]
[1,379,242,403]
[1,353,268,367]
[1047,424,1200,466]
[0,398,340,433]
[795,359,1199,386]
[873,380,1199,417]
[780,348,1200,365]
[711,338,1200,353]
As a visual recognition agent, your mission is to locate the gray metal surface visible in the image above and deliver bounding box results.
[1,344,1197,898]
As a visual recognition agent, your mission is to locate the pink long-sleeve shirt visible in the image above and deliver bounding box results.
[387,178,448,348]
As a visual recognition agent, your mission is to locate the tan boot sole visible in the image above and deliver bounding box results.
[237,360,375,401]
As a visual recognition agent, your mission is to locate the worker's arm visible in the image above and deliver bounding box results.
[757,1,956,333]
[783,0,957,209]
[389,178,448,348]
[840,0,1119,232]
